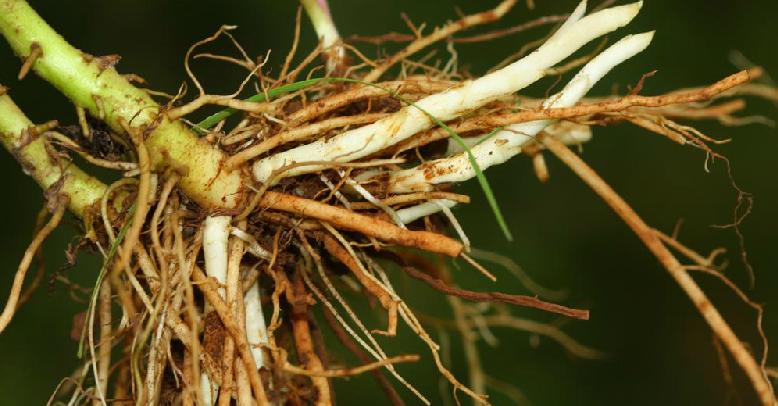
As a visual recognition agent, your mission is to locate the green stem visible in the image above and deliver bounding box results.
[0,0,245,211]
[0,93,106,217]
[299,0,340,48]
[300,0,345,73]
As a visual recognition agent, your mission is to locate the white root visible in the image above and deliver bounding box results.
[544,121,593,145]
[231,227,273,260]
[200,373,216,406]
[203,215,232,405]
[342,174,407,228]
[244,282,270,369]
[444,120,592,155]
[253,1,643,183]
[388,31,655,193]
[203,216,272,402]
[204,216,232,296]
[396,199,457,224]
[320,174,353,209]
[225,226,271,369]
[553,0,588,36]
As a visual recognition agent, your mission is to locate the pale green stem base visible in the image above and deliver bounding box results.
[0,94,106,217]
[0,0,246,212]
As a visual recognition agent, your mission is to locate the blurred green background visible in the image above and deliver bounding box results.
[1,0,777,404]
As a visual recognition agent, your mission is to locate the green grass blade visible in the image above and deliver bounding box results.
[193,77,325,132]
[432,124,513,241]
[474,126,504,147]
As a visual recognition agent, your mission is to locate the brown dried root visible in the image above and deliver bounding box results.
[283,354,419,378]
[452,14,568,44]
[363,0,517,82]
[467,248,567,301]
[395,69,761,153]
[480,313,605,359]
[390,249,600,363]
[278,6,303,84]
[0,196,66,332]
[110,121,153,291]
[287,270,333,405]
[398,258,588,320]
[166,25,268,120]
[260,190,464,256]
[322,233,398,336]
[297,233,431,404]
[541,134,774,405]
[448,294,486,396]
[285,78,454,127]
[321,306,406,406]
[17,41,41,80]
[655,229,770,383]
[16,206,50,307]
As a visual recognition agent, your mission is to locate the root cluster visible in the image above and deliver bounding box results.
[1,1,776,405]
